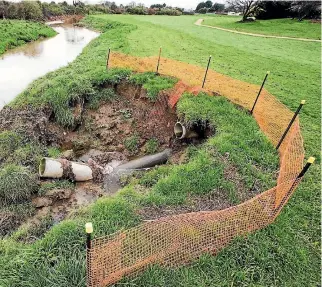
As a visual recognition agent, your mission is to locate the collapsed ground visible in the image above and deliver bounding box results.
[0,68,278,238]
[0,14,319,287]
[0,64,279,285]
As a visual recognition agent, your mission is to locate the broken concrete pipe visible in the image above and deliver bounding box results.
[174,122,199,139]
[39,158,93,181]
[114,149,172,172]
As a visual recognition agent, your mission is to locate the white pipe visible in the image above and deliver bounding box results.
[39,158,93,181]
[71,162,93,181]
[39,158,64,178]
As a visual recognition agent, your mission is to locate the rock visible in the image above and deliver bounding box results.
[61,149,74,160]
[45,188,73,200]
[32,197,53,208]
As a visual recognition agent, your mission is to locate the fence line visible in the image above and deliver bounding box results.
[87,52,306,287]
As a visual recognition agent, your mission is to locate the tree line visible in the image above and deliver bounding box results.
[195,1,321,21]
[0,1,185,21]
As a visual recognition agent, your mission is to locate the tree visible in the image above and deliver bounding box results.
[226,0,262,21]
[256,1,292,20]
[290,1,321,21]
[196,2,206,11]
[198,7,208,14]
[205,0,213,8]
[212,2,225,12]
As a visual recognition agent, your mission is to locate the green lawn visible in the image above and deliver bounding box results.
[202,15,321,40]
[0,15,320,286]
[0,20,56,55]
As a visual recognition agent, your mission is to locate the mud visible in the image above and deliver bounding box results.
[0,80,210,236]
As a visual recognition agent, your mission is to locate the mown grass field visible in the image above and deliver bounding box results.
[0,20,56,55]
[0,14,320,287]
[203,15,321,39]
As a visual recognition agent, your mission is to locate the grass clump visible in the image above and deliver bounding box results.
[47,147,61,158]
[130,72,177,101]
[146,138,159,154]
[0,165,38,206]
[0,131,22,162]
[87,88,116,109]
[0,20,56,55]
[6,144,45,172]
[124,135,139,154]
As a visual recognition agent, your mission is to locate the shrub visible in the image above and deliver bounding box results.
[0,165,38,206]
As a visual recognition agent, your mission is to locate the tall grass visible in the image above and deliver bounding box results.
[0,165,38,206]
[0,20,56,55]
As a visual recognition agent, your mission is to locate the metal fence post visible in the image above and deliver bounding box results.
[202,55,212,88]
[276,100,305,150]
[250,71,270,114]
[156,47,162,74]
[106,48,111,71]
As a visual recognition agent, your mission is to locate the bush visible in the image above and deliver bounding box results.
[0,165,38,206]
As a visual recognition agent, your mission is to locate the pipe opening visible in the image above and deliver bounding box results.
[39,158,46,176]
[174,120,214,140]
[174,122,186,139]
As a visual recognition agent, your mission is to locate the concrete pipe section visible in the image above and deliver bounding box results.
[39,158,93,181]
[114,149,171,172]
[174,122,199,139]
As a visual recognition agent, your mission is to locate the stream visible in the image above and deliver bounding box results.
[0,24,99,109]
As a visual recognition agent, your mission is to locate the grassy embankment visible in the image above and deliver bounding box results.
[0,14,320,286]
[0,20,56,55]
[202,15,321,40]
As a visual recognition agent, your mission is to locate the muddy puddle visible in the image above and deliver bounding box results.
[0,24,99,109]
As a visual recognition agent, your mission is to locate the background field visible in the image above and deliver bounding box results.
[202,15,321,39]
[89,14,321,286]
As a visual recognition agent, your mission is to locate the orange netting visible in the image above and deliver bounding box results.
[87,52,305,287]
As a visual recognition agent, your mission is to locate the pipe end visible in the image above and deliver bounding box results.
[39,158,46,176]
[174,122,186,139]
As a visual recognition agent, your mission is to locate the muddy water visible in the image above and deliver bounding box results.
[0,24,99,109]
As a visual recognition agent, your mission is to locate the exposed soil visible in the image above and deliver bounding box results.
[0,80,212,237]
[63,81,183,159]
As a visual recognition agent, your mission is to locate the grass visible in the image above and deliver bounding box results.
[124,134,140,154]
[0,20,56,55]
[130,72,178,101]
[202,15,321,40]
[146,138,159,154]
[0,165,38,206]
[0,14,320,286]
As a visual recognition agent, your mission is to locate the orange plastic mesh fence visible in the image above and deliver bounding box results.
[87,52,305,287]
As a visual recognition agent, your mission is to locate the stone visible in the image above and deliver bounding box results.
[32,197,53,208]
